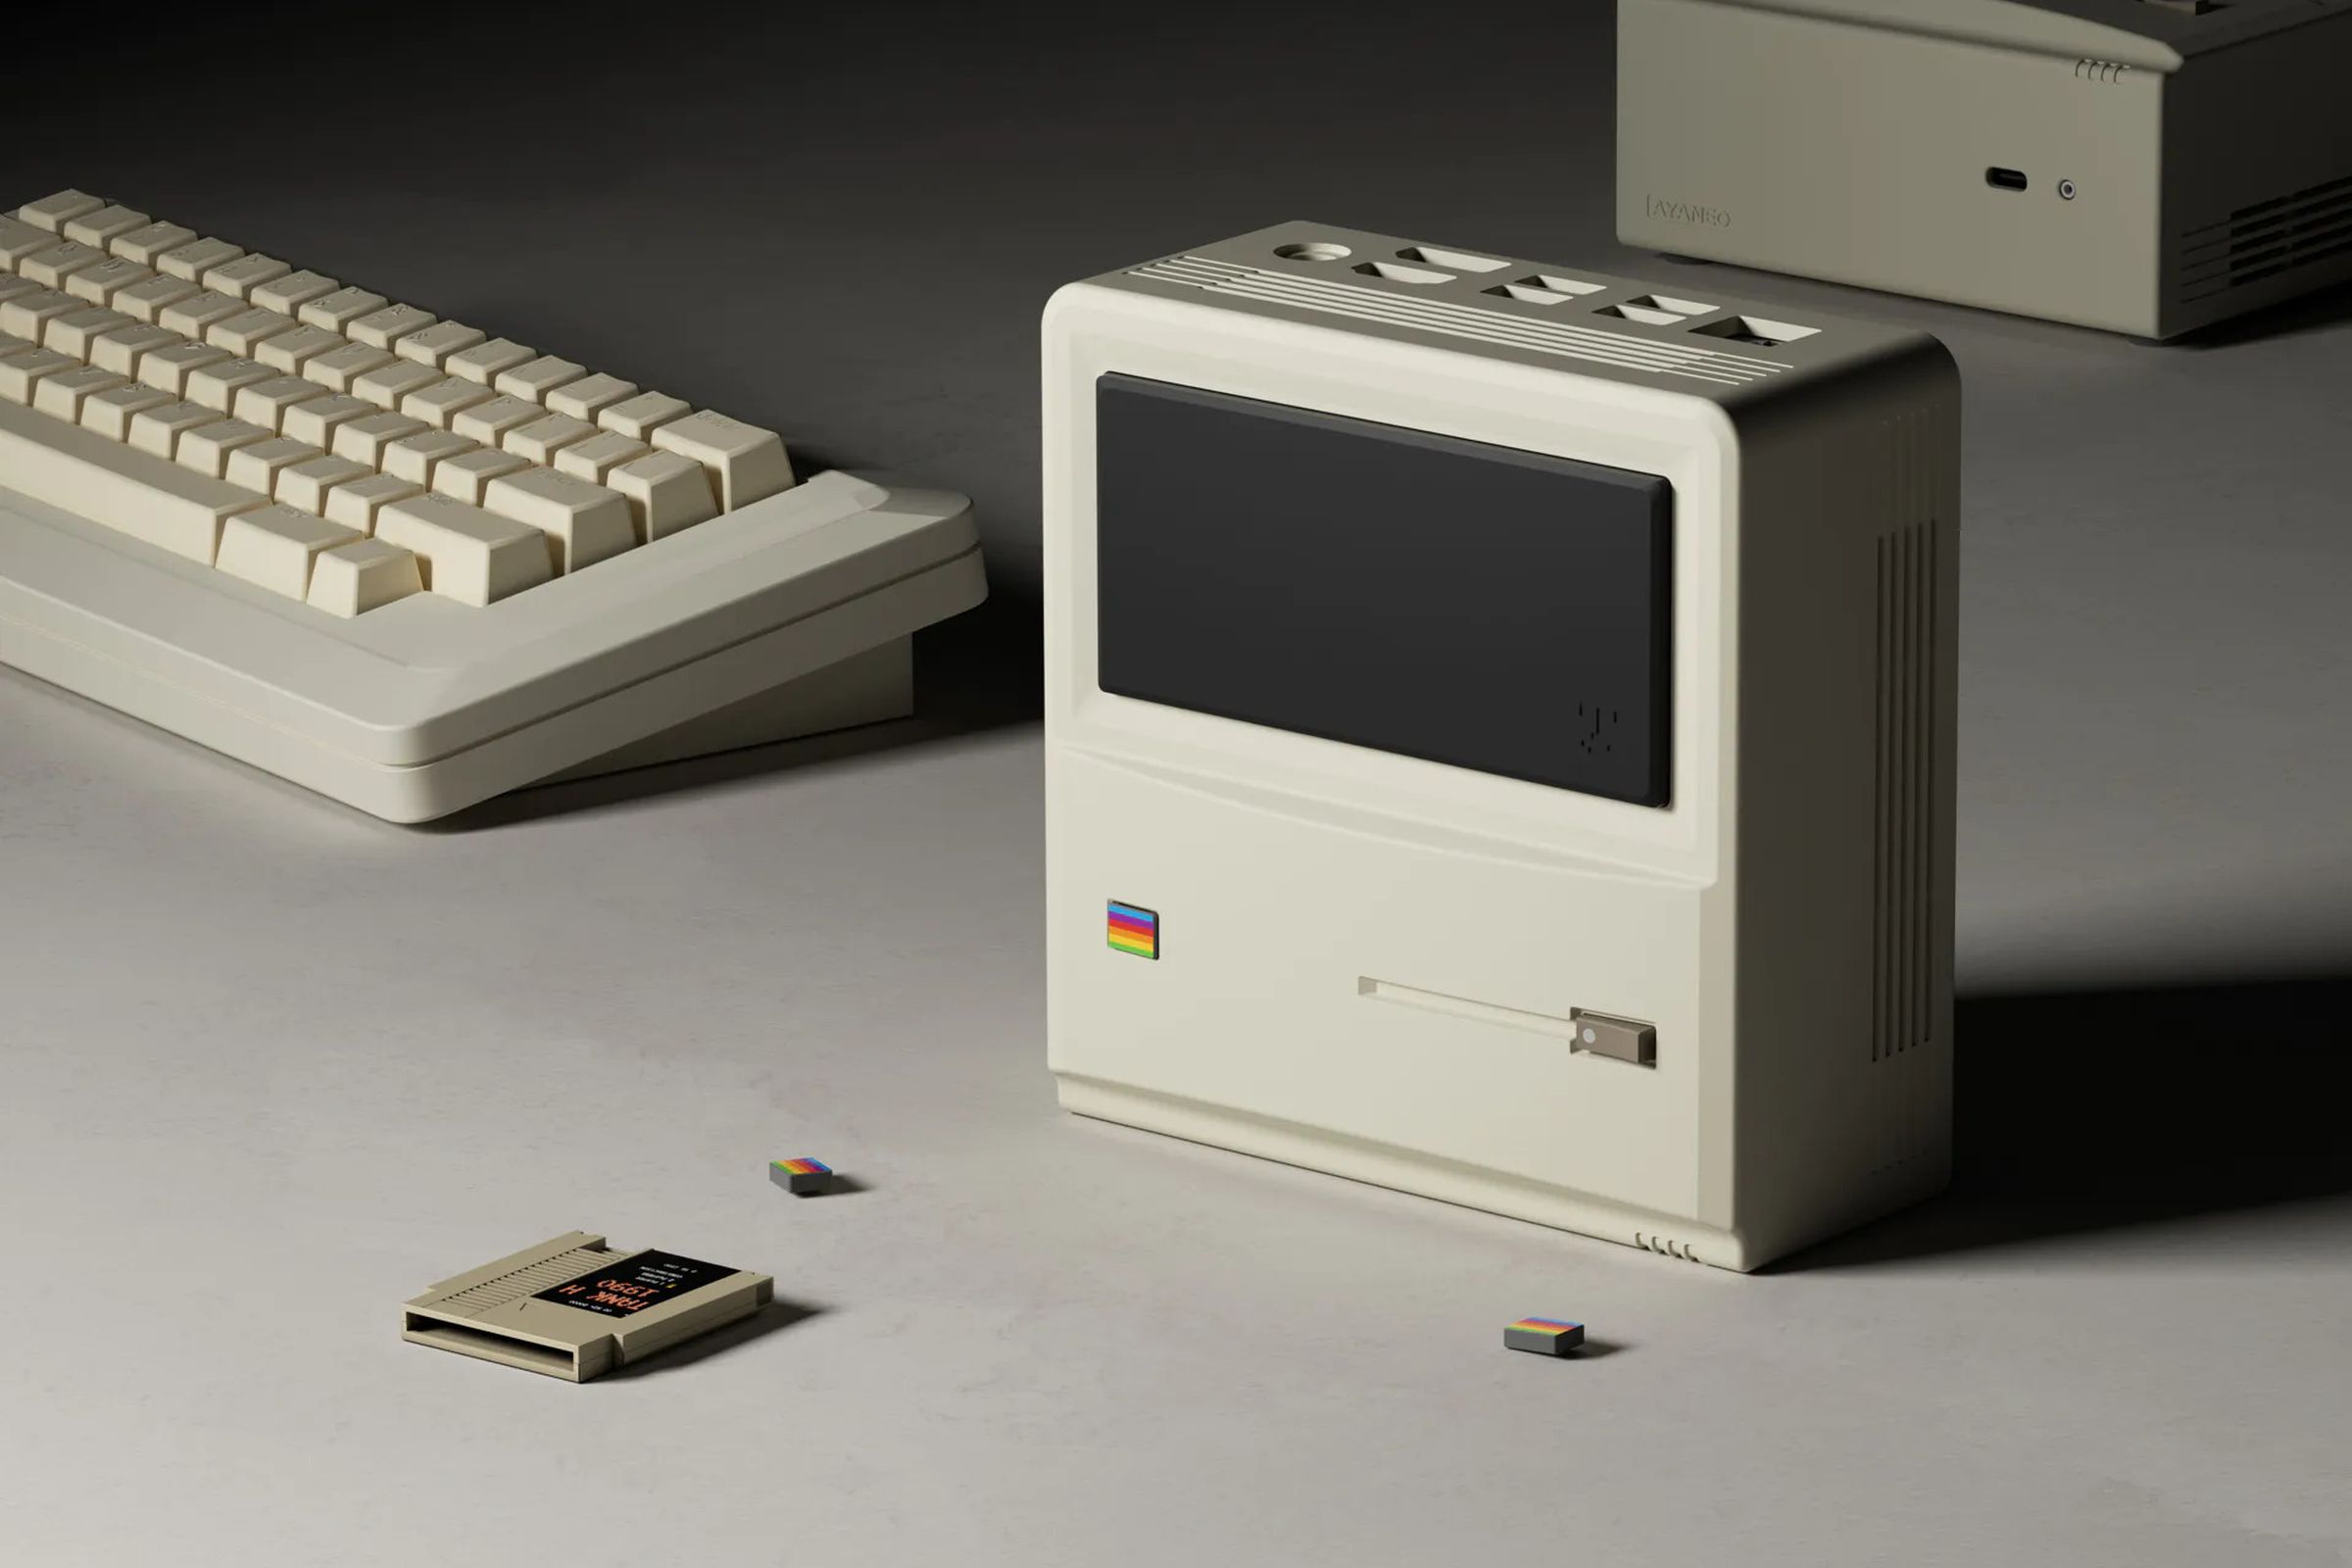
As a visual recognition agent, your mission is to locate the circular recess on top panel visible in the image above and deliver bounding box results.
[1274,242,1350,262]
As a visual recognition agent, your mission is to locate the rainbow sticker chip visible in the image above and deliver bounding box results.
[1106,901,1159,960]
[769,1156,833,1195]
[1503,1316,1586,1356]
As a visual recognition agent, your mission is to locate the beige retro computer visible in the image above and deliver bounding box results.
[1044,222,1959,1270]
[1619,0,2352,338]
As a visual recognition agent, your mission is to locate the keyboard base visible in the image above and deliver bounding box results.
[547,636,911,784]
[0,468,985,823]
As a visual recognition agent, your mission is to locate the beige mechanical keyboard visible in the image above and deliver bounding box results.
[0,188,985,821]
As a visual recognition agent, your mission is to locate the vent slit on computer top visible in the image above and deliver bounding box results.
[1127,257,1794,387]
[2176,173,2352,303]
[1873,492,1936,1064]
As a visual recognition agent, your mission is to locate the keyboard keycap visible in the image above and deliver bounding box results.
[381,430,479,487]
[22,241,108,290]
[314,347,401,398]
[445,337,534,385]
[597,390,691,441]
[322,472,422,534]
[0,348,78,405]
[78,383,173,441]
[298,286,388,332]
[216,503,363,600]
[544,372,637,420]
[0,216,57,265]
[331,411,428,466]
[280,395,375,450]
[65,257,155,306]
[430,447,528,505]
[392,320,484,368]
[62,205,149,248]
[248,270,341,317]
[493,356,583,403]
[159,290,248,338]
[307,537,422,616]
[204,254,291,300]
[450,393,543,447]
[255,323,349,373]
[109,220,199,266]
[125,400,221,460]
[232,376,332,431]
[183,357,277,414]
[348,303,434,350]
[504,412,596,466]
[374,491,551,606]
[0,396,260,563]
[76,385,173,441]
[47,308,136,360]
[345,355,437,405]
[113,274,200,323]
[156,237,245,282]
[649,410,793,511]
[403,376,493,429]
[1,289,87,342]
[551,430,648,484]
[33,367,129,423]
[224,437,324,497]
[208,307,301,357]
[137,341,232,397]
[89,323,184,377]
[481,466,636,572]
[175,418,272,479]
[608,451,716,541]
[18,190,106,233]
[274,454,374,515]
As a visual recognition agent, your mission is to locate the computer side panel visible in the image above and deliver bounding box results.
[1720,348,1960,1265]
[1042,280,1750,1262]
[1618,0,2167,335]
[2160,19,2352,337]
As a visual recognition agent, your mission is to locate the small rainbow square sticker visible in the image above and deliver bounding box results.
[1503,1316,1587,1356]
[1106,901,1158,960]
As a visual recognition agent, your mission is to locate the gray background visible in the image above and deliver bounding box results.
[2,8,2347,1565]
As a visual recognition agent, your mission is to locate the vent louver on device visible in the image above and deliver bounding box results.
[2072,58,2132,83]
[1872,416,1937,1066]
[1126,257,1792,388]
[2177,172,2352,304]
[428,1242,614,1311]
[1632,1231,1704,1262]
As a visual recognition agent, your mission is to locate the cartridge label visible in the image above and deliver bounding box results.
[534,1250,739,1318]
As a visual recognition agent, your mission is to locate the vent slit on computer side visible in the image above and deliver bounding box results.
[1873,417,1936,1065]
[2176,172,2352,304]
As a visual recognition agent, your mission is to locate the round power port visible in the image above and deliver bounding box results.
[1274,242,1350,262]
[2059,179,2079,201]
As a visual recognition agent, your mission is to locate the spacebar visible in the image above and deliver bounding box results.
[0,400,262,565]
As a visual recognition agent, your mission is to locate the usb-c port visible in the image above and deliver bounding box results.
[1986,168,2029,192]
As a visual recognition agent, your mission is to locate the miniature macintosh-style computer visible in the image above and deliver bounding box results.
[1619,0,2352,338]
[1044,222,1959,1270]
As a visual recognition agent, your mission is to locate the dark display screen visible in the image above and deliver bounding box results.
[1095,375,1672,806]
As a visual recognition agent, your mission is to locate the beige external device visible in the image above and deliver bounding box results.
[403,1233,772,1382]
[1619,0,2352,338]
[1045,222,1958,1271]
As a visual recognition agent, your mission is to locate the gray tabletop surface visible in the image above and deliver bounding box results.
[2,10,2346,1566]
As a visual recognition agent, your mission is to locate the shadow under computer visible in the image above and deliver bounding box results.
[1776,974,2352,1270]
